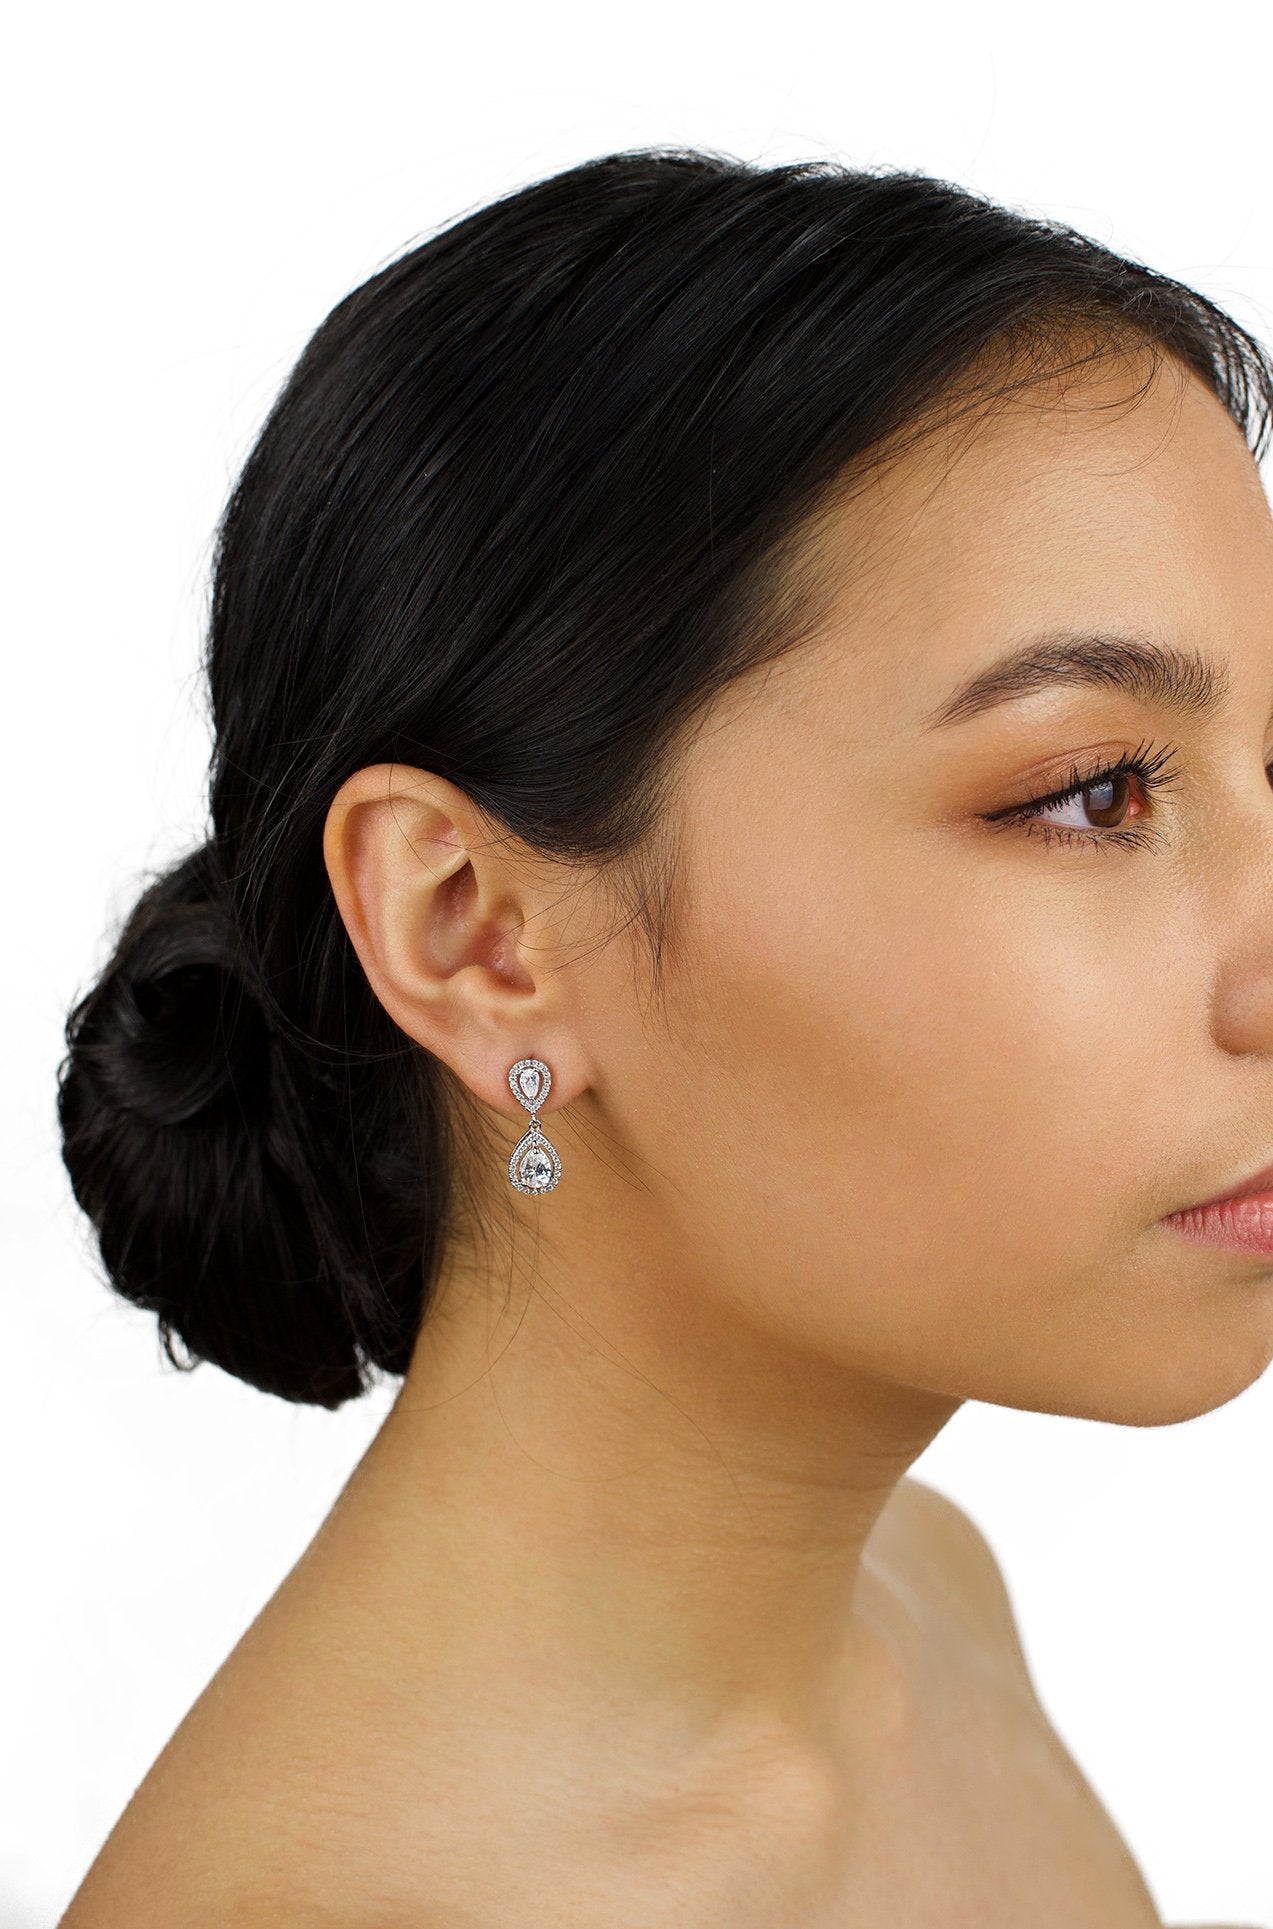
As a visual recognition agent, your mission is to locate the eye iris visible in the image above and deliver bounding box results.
[1083,773,1131,827]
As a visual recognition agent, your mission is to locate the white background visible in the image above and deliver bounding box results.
[5,4,1272,1925]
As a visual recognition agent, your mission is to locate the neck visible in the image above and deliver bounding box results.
[307,1215,961,1779]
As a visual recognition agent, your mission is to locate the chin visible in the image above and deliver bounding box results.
[1003,1349,1273,1428]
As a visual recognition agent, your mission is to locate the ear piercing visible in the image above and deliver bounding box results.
[507,1057,561,1194]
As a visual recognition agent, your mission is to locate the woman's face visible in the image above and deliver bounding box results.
[605,343,1273,1426]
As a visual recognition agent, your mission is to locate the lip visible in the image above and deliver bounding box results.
[1180,1158,1273,1211]
[1163,1157,1273,1253]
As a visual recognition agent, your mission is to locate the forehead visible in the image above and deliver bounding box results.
[815,348,1241,608]
[772,343,1273,736]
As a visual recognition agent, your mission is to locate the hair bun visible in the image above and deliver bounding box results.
[69,841,272,1132]
[58,834,415,1409]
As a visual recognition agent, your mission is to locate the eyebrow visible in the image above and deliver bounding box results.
[922,630,1231,731]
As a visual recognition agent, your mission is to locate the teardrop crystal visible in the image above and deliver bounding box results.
[509,1057,552,1113]
[508,1123,561,1195]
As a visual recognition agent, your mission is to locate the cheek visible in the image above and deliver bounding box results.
[663,850,1177,1364]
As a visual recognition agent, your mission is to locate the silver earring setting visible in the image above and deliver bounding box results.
[507,1057,561,1194]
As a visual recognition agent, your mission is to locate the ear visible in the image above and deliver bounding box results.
[321,762,590,1121]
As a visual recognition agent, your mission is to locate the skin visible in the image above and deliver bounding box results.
[60,340,1273,1928]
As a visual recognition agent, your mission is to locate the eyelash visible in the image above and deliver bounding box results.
[982,737,1185,853]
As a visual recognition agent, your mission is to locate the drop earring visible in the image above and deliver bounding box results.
[507,1057,562,1194]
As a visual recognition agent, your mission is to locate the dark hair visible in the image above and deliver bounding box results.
[56,145,1273,1409]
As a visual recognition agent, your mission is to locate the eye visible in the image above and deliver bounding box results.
[980,739,1184,853]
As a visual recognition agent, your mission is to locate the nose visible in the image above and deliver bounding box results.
[1203,771,1273,1056]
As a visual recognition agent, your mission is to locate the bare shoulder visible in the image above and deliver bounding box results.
[880,1475,1039,1692]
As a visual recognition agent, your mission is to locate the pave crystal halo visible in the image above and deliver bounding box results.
[507,1057,562,1195]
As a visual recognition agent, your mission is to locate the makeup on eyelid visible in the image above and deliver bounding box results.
[978,739,1184,850]
[976,736,1273,852]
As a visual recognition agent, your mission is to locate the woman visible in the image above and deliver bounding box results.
[55,147,1272,1926]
